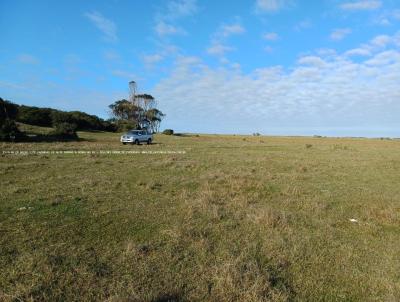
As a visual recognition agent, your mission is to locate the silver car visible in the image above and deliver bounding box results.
[121,130,153,145]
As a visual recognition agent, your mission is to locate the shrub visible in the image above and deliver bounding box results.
[0,98,22,141]
[50,122,78,139]
[162,129,174,135]
[0,119,21,141]
[115,120,138,132]
[0,98,18,120]
[101,120,118,132]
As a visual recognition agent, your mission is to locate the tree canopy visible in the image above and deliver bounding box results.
[109,94,164,132]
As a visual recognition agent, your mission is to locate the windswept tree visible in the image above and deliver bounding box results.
[109,99,143,126]
[109,90,164,132]
[145,108,165,133]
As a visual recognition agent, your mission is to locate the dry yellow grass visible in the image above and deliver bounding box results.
[1,130,400,301]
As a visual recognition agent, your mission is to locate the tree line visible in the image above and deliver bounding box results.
[1,94,165,141]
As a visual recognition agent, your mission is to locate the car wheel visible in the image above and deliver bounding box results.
[147,138,152,145]
[122,142,127,145]
[135,139,139,145]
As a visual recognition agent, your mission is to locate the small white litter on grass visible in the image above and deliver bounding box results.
[349,218,358,223]
[17,207,33,211]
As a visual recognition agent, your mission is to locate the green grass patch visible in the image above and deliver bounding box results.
[1,132,400,301]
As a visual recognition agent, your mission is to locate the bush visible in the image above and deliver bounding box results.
[50,122,78,139]
[0,98,22,141]
[0,98,18,120]
[114,120,138,132]
[0,119,21,141]
[162,129,174,135]
[101,120,118,132]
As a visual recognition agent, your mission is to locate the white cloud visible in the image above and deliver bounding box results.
[263,32,279,41]
[330,28,352,41]
[143,53,164,65]
[207,43,234,56]
[340,1,382,11]
[17,54,39,64]
[84,11,118,42]
[365,50,400,65]
[153,32,400,135]
[163,0,198,21]
[153,0,198,37]
[155,21,185,36]
[207,22,245,58]
[297,56,327,67]
[345,48,372,56]
[371,35,391,47]
[219,24,246,37]
[374,9,400,26]
[256,0,291,12]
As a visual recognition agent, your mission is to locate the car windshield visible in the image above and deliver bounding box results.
[127,131,139,135]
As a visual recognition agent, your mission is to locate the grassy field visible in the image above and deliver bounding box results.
[1,129,400,301]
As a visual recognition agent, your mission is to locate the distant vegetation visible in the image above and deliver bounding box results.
[0,97,120,141]
[1,91,166,142]
[16,103,116,132]
[162,129,174,135]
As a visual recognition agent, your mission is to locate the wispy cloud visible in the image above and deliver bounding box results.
[263,32,279,41]
[155,21,186,37]
[297,55,327,67]
[330,28,352,41]
[103,50,120,61]
[142,53,164,65]
[17,54,39,65]
[340,1,382,11]
[345,48,372,56]
[294,19,312,31]
[207,22,245,58]
[141,44,180,66]
[219,24,246,38]
[153,0,198,37]
[207,43,234,56]
[163,0,198,20]
[84,11,118,42]
[374,9,400,25]
[255,0,292,12]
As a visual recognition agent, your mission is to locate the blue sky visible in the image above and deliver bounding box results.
[1,0,399,136]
